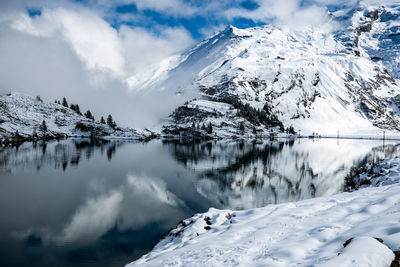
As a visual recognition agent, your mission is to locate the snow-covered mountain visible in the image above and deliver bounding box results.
[0,92,155,144]
[129,0,400,138]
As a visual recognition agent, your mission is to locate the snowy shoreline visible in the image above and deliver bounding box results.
[127,157,400,266]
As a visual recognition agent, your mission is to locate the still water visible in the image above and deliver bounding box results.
[0,138,399,267]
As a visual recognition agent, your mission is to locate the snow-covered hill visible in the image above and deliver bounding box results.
[0,92,155,144]
[129,0,400,138]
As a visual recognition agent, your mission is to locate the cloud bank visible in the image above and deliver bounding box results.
[0,3,194,127]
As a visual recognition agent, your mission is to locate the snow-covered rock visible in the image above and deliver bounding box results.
[319,236,395,267]
[346,155,400,190]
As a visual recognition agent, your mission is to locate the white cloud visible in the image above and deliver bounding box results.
[127,0,198,17]
[224,0,335,31]
[52,8,126,77]
[55,190,123,244]
[120,25,193,75]
[10,8,126,77]
[13,174,188,245]
[0,4,194,127]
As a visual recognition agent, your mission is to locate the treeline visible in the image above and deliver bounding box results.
[191,121,213,134]
[55,97,117,129]
[218,96,285,132]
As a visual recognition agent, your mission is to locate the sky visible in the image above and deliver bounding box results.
[0,0,353,127]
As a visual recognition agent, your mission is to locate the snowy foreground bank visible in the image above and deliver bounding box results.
[127,158,400,266]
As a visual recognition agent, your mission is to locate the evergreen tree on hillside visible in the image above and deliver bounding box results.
[239,122,245,134]
[75,104,81,115]
[85,110,94,121]
[62,97,68,107]
[100,116,106,124]
[40,120,47,132]
[107,114,116,128]
[69,104,82,115]
[206,122,213,134]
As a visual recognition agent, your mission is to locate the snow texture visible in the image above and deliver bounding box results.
[319,236,394,267]
[127,157,400,266]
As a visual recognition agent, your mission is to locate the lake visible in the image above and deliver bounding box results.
[0,138,399,267]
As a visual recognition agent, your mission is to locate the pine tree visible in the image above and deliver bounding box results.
[62,97,68,107]
[85,110,94,121]
[206,122,213,134]
[201,123,206,131]
[75,105,81,115]
[239,122,245,133]
[107,114,116,128]
[288,126,296,135]
[191,122,195,128]
[100,116,105,124]
[40,120,47,132]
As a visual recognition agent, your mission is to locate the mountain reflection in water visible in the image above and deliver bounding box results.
[164,139,400,209]
[0,138,398,267]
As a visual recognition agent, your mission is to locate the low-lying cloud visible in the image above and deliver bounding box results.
[0,3,194,127]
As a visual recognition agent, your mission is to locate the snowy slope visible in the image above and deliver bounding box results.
[0,92,154,143]
[129,0,400,138]
[127,169,400,266]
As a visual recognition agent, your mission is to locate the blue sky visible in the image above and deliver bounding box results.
[107,0,266,39]
[81,0,349,39]
[21,0,346,40]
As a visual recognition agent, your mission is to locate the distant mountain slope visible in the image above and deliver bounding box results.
[0,93,155,144]
[129,0,400,138]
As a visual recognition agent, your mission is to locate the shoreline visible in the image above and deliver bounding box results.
[2,132,400,147]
